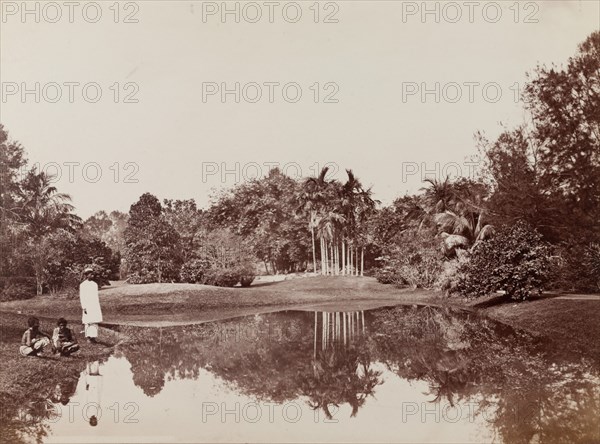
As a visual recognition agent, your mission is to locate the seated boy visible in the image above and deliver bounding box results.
[20,316,51,357]
[52,318,80,356]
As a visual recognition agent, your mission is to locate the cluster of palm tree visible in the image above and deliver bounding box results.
[6,170,80,294]
[297,168,379,276]
[410,177,495,257]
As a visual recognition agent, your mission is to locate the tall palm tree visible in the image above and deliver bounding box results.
[340,170,378,275]
[298,167,332,274]
[316,209,345,275]
[298,167,334,274]
[17,171,81,294]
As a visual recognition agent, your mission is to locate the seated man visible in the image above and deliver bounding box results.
[52,318,80,356]
[20,316,51,357]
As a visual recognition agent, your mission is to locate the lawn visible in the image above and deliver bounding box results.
[0,276,441,326]
[482,297,600,364]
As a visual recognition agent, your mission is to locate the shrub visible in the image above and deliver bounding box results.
[0,277,36,301]
[0,276,36,291]
[375,228,445,289]
[237,264,256,287]
[374,263,403,285]
[434,251,469,295]
[204,268,241,287]
[128,269,158,284]
[45,258,112,293]
[240,275,255,287]
[455,221,552,300]
[180,259,211,284]
[397,250,444,289]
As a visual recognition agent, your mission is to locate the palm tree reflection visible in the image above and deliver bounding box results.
[105,307,600,442]
[303,310,382,419]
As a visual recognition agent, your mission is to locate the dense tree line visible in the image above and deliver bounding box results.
[1,32,598,298]
[0,128,120,299]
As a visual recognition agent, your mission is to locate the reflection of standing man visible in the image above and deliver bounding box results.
[80,267,103,343]
[85,361,103,427]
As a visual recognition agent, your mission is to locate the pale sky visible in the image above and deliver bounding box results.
[1,0,598,218]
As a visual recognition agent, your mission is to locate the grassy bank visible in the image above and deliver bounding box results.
[0,311,122,442]
[480,296,600,364]
[1,277,598,357]
[0,276,439,326]
[1,277,598,401]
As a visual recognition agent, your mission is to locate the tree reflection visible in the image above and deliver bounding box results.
[23,306,597,443]
[0,361,99,444]
[301,311,382,419]
[367,305,600,442]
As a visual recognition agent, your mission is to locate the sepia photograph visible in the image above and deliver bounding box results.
[1,1,599,442]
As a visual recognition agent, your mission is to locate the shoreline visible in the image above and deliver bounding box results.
[1,277,598,442]
[1,276,597,361]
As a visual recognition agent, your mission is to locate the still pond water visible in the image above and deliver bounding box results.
[7,306,600,443]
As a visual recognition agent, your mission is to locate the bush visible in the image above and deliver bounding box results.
[237,264,256,287]
[180,259,210,284]
[0,277,36,301]
[128,269,158,284]
[583,243,600,291]
[0,276,36,291]
[455,221,552,300]
[374,263,403,285]
[204,268,241,287]
[375,229,445,289]
[434,252,469,295]
[45,259,112,293]
[240,276,254,287]
[397,251,444,289]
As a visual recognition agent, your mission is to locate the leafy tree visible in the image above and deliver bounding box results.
[476,32,600,291]
[124,193,181,283]
[44,232,119,292]
[82,211,112,240]
[162,199,205,263]
[477,127,560,241]
[524,31,600,241]
[83,210,128,254]
[0,125,28,277]
[209,169,310,274]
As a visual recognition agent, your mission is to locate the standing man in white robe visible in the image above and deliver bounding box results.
[80,267,103,343]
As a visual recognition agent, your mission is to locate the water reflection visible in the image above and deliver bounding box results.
[0,360,99,443]
[307,311,381,419]
[83,361,102,427]
[3,306,600,443]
